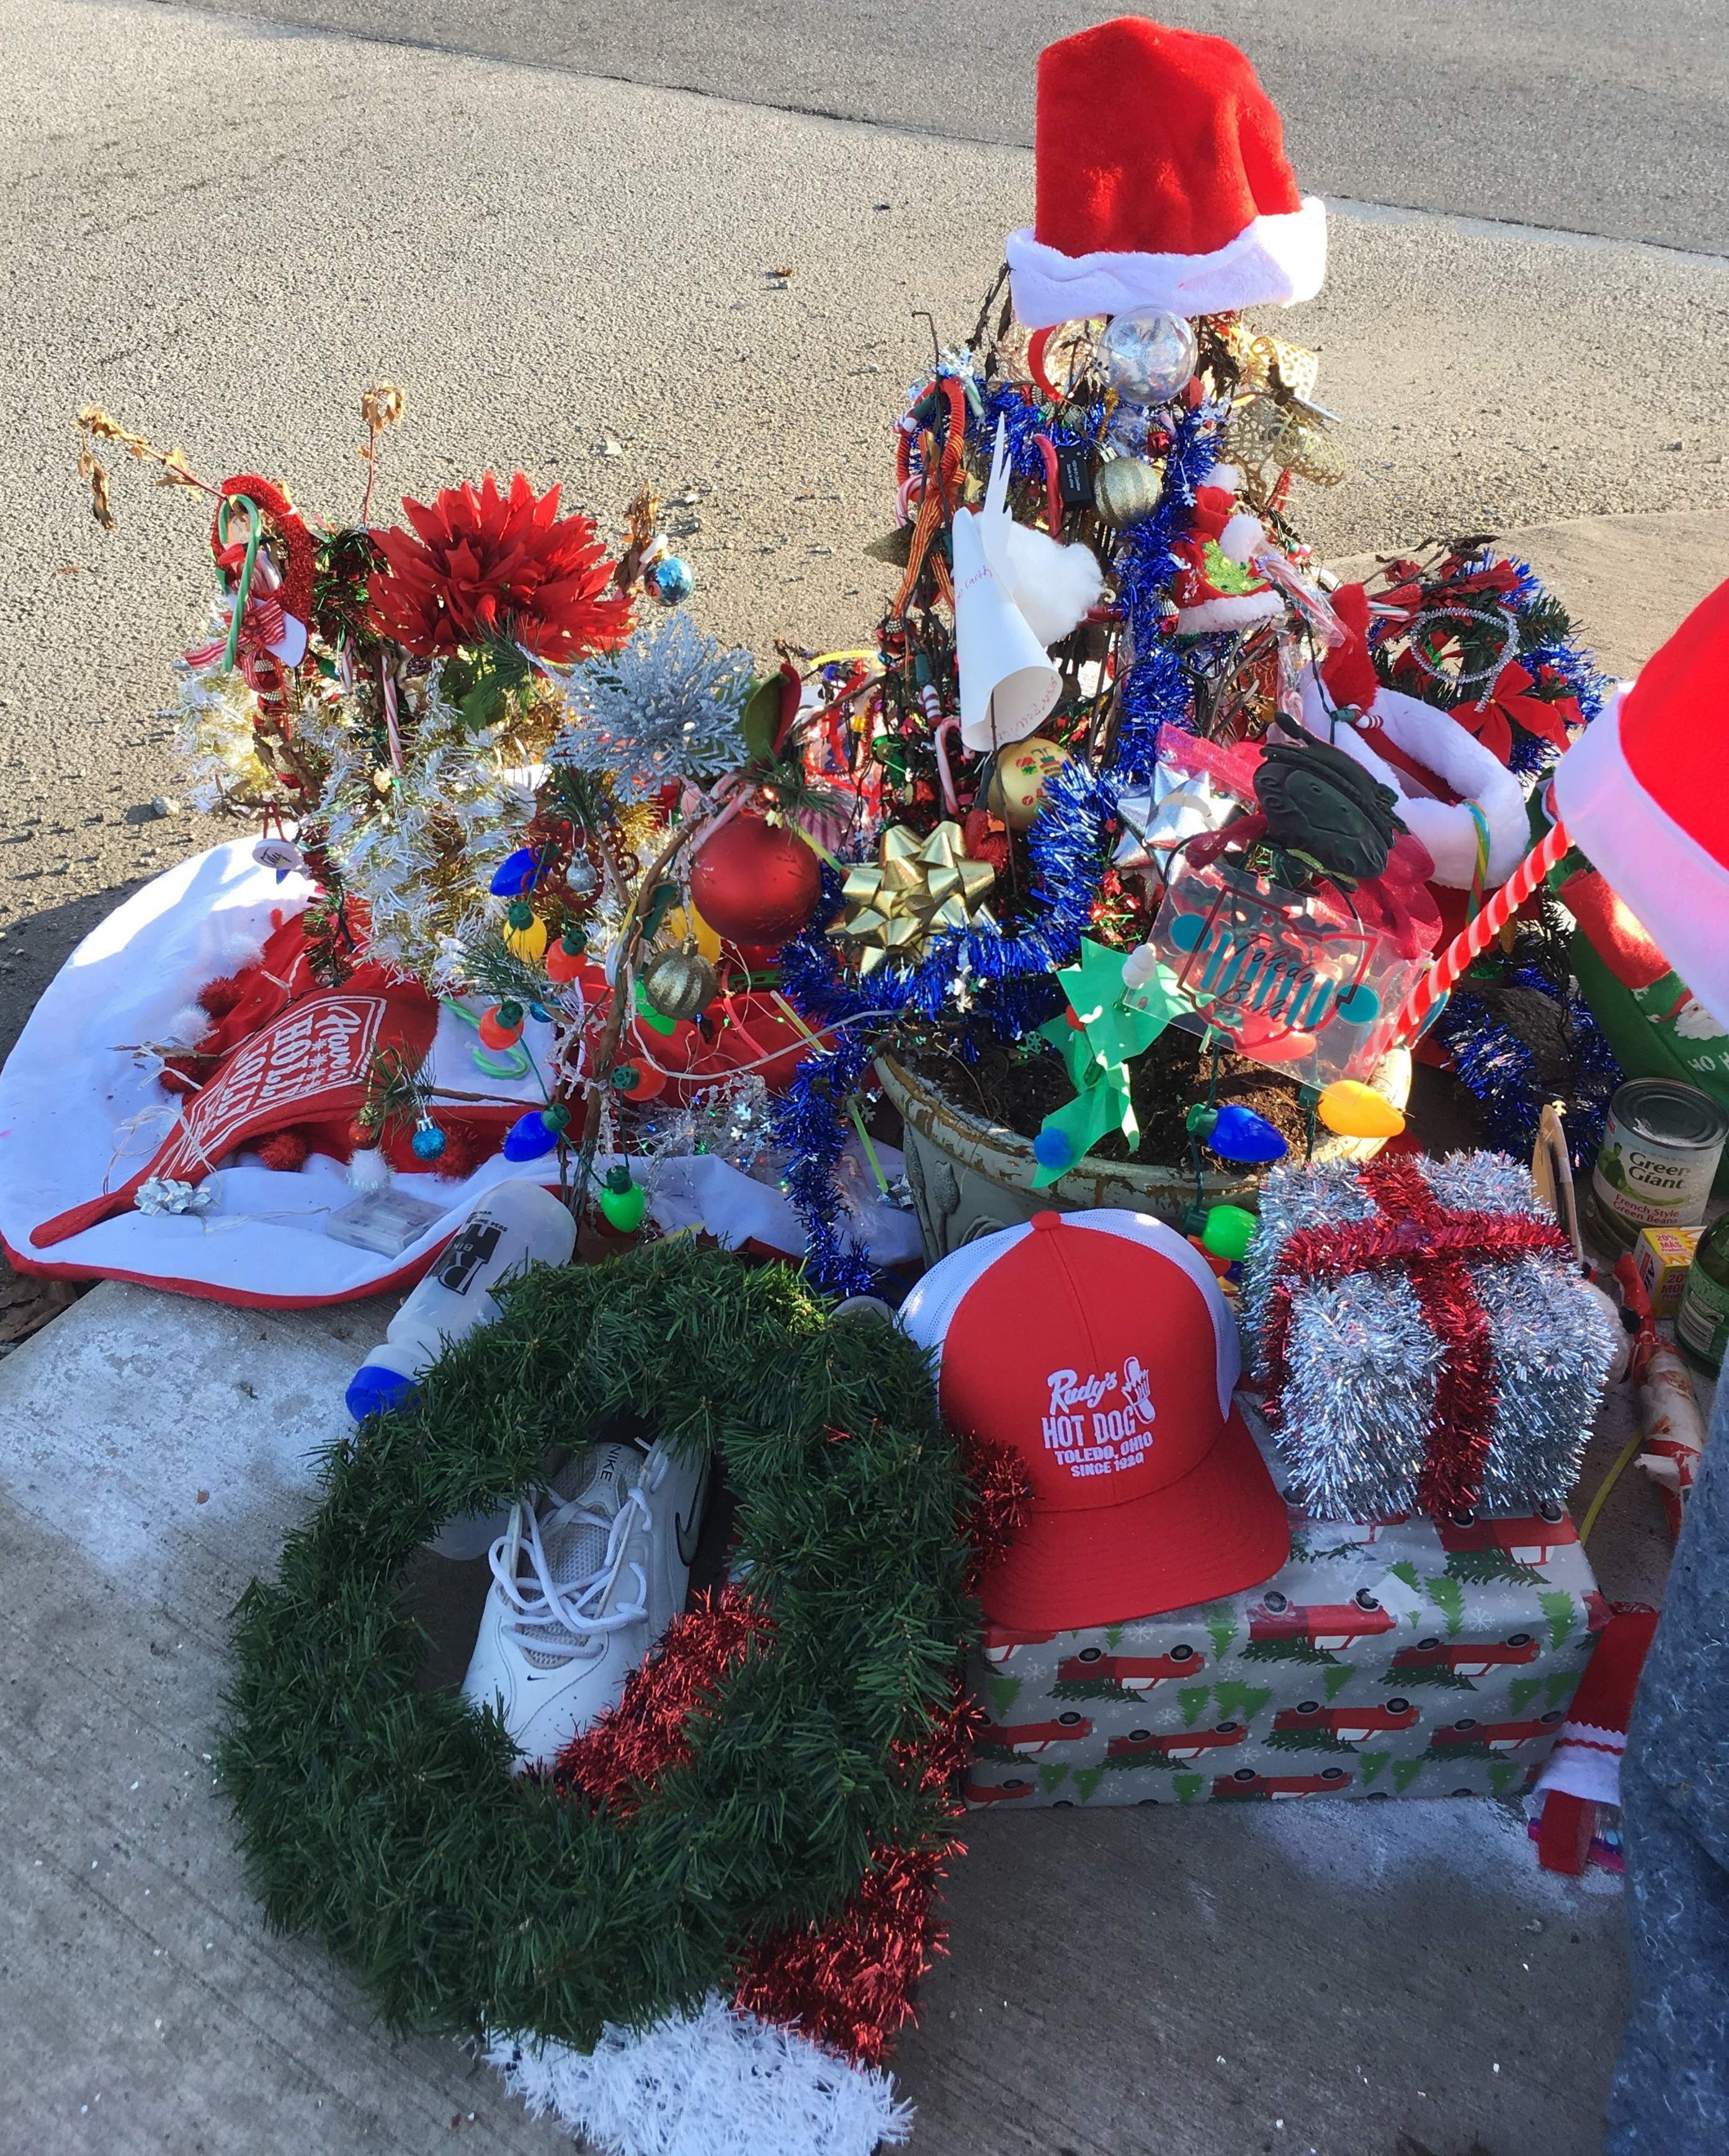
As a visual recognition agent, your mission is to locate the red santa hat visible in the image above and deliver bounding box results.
[1552,574,1729,1030]
[1534,1605,1658,1874]
[1006,17,1327,331]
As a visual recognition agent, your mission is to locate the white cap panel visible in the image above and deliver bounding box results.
[896,1220,1035,1359]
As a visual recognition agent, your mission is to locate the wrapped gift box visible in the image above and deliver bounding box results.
[1238,1151,1619,1523]
[964,1405,1606,1809]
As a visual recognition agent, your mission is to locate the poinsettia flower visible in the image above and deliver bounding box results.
[367,471,633,661]
[1451,659,1578,765]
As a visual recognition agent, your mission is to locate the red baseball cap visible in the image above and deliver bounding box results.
[900,1208,1288,1628]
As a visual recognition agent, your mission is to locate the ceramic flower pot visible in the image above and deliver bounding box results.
[875,1046,1413,1265]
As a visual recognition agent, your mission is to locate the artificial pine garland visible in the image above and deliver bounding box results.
[218,1238,983,2056]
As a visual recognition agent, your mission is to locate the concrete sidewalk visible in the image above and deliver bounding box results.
[0,1265,1645,2156]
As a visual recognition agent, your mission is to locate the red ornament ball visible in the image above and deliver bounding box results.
[689,814,822,948]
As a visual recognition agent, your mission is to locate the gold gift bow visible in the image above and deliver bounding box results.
[828,820,996,974]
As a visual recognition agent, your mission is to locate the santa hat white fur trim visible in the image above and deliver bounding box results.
[1553,686,1729,1028]
[1218,512,1267,566]
[1176,590,1283,635]
[1297,667,1530,889]
[1535,1720,1628,1810]
[485,1997,912,2156]
[1006,197,1327,331]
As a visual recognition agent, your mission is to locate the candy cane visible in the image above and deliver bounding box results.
[1383,816,1572,1047]
[931,713,962,816]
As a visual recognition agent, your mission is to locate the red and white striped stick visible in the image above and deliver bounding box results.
[1382,815,1572,1049]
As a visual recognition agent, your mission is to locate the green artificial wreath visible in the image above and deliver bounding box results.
[217,1236,976,2049]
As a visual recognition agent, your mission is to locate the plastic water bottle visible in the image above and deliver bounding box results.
[345,1178,576,1422]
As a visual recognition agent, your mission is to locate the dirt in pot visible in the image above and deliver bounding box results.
[897,1027,1315,1164]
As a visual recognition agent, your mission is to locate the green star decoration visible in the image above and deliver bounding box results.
[1029,938,1184,1188]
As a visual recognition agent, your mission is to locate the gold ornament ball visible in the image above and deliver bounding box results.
[1093,454,1163,530]
[641,945,718,1024]
[986,738,1070,829]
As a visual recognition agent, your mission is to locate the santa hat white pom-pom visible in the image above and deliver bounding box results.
[160,1004,213,1049]
[1001,524,1106,649]
[1200,463,1242,493]
[1218,512,1267,566]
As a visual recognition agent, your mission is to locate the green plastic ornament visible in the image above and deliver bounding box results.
[598,1164,647,1233]
[1201,1204,1259,1263]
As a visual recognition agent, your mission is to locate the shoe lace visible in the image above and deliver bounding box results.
[488,1480,654,1666]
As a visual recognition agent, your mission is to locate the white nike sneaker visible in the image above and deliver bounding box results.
[460,1438,710,1771]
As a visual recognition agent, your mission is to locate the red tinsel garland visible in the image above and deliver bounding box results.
[733,1685,981,2067]
[555,1585,771,1811]
[1261,1152,1571,1518]
[733,1843,951,2068]
[955,1432,1033,1590]
[547,1434,1021,2067]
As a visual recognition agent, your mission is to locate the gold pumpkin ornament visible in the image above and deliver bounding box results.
[1093,452,1163,530]
[986,737,1070,829]
[829,821,996,975]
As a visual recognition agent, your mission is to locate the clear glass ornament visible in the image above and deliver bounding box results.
[1098,308,1198,406]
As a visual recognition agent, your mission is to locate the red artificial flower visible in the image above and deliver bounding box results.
[1452,659,1579,765]
[367,470,633,661]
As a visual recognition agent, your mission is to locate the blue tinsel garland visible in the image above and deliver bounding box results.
[1432,961,1622,1172]
[775,755,1120,1290]
[777,390,1228,1288]
[1107,396,1230,777]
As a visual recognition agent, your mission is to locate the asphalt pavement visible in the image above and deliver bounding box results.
[148,0,1729,252]
[3,4,1729,2154]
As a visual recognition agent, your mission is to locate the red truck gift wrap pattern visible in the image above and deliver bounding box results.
[964,1407,1605,1809]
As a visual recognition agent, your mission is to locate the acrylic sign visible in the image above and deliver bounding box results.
[1126,857,1424,1087]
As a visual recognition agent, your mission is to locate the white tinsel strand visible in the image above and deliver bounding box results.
[551,614,754,796]
[1272,1270,1441,1521]
[300,664,535,984]
[1241,1151,1619,1520]
[485,1996,913,2156]
[172,648,271,811]
[1471,1252,1618,1513]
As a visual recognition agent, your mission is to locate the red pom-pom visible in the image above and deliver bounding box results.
[254,1129,310,1173]
[197,974,246,1018]
[689,814,822,947]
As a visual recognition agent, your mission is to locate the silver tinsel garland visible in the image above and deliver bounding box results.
[550,613,754,796]
[1240,1151,1619,1521]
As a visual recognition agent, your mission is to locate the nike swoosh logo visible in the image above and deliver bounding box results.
[676,1458,711,1569]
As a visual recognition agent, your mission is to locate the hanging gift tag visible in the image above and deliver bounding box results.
[1127,854,1424,1087]
[1056,444,1094,506]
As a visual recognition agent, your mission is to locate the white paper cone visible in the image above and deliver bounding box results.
[952,509,1061,752]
